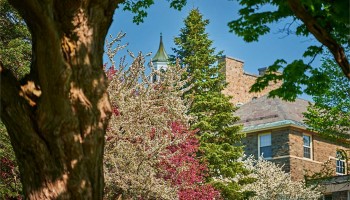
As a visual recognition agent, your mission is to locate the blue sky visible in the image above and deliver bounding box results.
[106,0,321,99]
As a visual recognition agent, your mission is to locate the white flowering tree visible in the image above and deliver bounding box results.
[103,34,219,200]
[240,156,322,200]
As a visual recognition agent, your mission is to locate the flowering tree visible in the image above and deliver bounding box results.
[239,156,322,200]
[160,122,219,200]
[103,34,219,199]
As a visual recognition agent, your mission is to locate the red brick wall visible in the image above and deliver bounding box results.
[288,128,349,180]
[220,56,282,105]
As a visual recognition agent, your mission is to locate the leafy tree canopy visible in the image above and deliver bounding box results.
[304,57,350,145]
[0,0,31,78]
[122,0,187,24]
[229,0,349,101]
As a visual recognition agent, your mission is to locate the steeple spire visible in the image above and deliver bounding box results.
[152,33,169,62]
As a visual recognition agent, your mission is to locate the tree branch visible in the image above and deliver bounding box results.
[0,61,46,152]
[287,0,350,80]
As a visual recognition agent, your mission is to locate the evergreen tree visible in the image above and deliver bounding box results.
[172,8,247,199]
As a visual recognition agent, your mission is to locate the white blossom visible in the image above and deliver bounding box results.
[103,35,192,200]
[239,156,322,200]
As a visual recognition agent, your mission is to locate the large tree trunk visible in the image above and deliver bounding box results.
[0,0,121,199]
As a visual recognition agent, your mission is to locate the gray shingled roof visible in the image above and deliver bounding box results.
[235,95,310,131]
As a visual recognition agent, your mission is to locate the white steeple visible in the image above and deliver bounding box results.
[152,33,169,82]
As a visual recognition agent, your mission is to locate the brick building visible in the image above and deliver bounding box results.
[220,56,282,106]
[235,96,349,179]
[234,95,350,198]
[219,55,349,194]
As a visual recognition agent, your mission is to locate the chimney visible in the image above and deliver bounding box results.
[258,67,267,75]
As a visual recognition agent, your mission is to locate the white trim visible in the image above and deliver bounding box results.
[329,156,337,160]
[258,133,272,159]
[270,155,323,164]
[243,123,306,134]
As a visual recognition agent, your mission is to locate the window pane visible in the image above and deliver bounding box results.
[260,134,271,147]
[303,135,311,147]
[336,151,346,174]
[304,147,311,158]
[260,146,272,158]
[336,162,345,174]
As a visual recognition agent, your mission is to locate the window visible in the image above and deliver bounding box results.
[336,150,346,175]
[259,134,272,158]
[303,134,312,159]
[160,68,166,82]
[152,74,157,83]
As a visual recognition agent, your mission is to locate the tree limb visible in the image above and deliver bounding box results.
[0,61,47,153]
[287,0,350,80]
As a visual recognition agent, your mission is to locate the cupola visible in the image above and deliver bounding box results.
[152,33,169,82]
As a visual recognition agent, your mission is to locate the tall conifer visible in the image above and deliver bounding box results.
[172,9,247,199]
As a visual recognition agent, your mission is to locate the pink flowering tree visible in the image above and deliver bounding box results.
[160,122,219,200]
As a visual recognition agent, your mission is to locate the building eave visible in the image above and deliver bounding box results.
[242,119,308,134]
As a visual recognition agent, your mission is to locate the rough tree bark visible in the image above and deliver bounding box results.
[287,0,350,80]
[0,0,122,199]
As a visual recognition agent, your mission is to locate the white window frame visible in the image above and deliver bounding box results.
[258,133,272,159]
[303,134,313,160]
[336,150,347,175]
